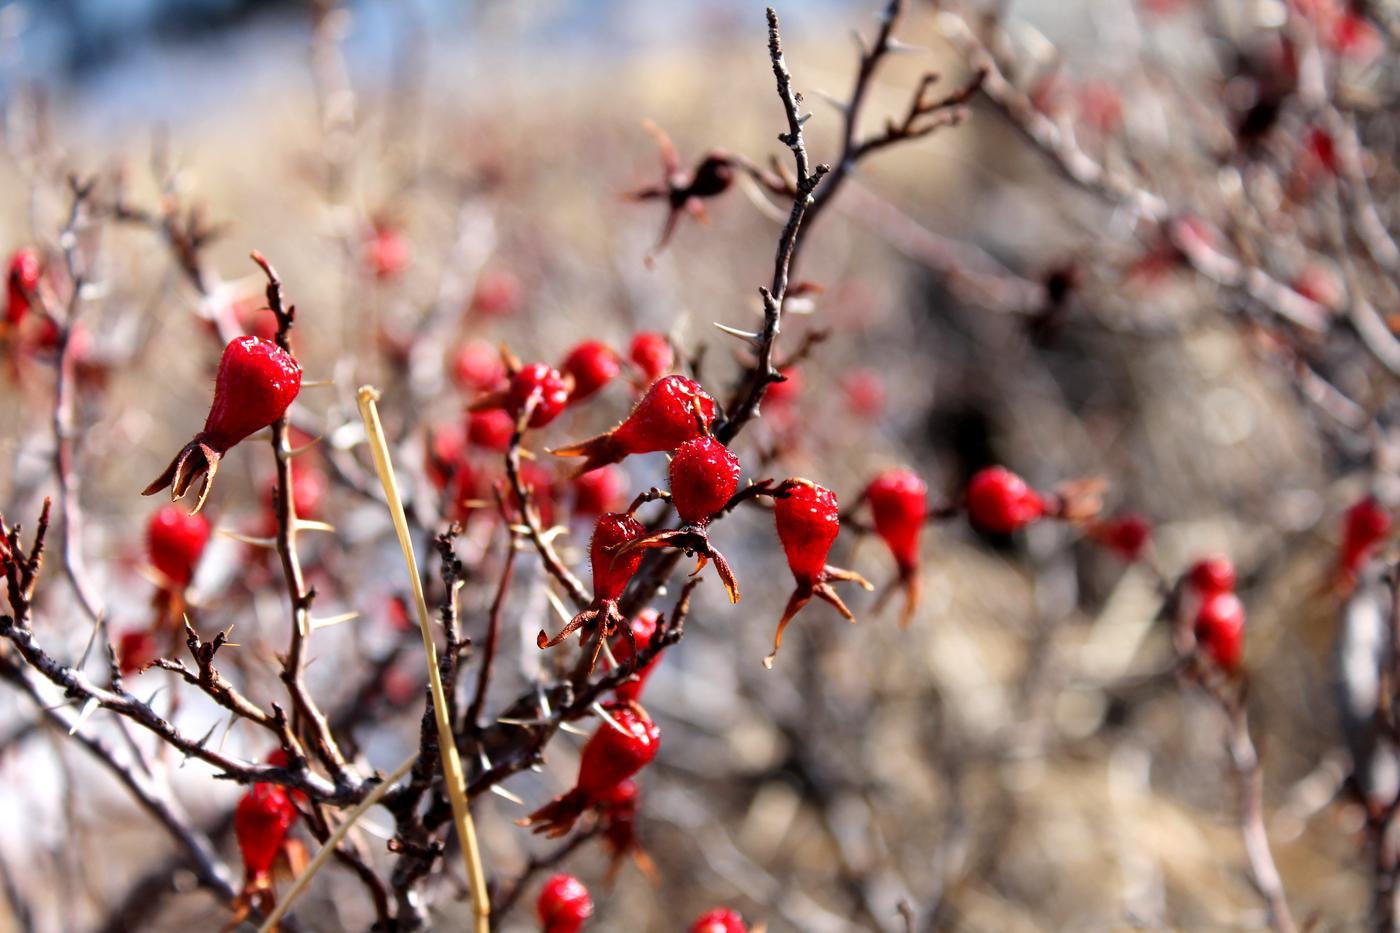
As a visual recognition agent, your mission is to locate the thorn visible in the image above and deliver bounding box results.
[217,529,278,549]
[713,322,761,344]
[68,697,100,736]
[542,588,573,627]
[490,784,525,805]
[299,379,336,389]
[310,611,360,630]
[599,637,620,671]
[294,519,337,534]
[477,747,494,772]
[558,721,590,736]
[538,525,568,545]
[496,716,548,727]
[886,39,928,54]
[537,686,552,719]
[797,112,813,126]
[288,435,324,457]
[812,88,850,113]
[591,702,628,736]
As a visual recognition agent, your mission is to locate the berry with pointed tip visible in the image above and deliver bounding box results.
[146,505,211,589]
[552,374,716,474]
[6,248,41,326]
[866,468,927,628]
[117,629,159,677]
[1188,555,1236,596]
[235,782,298,880]
[449,340,506,392]
[966,467,1045,534]
[511,363,571,428]
[670,437,740,526]
[1341,496,1392,582]
[537,873,593,933]
[572,466,625,518]
[766,479,872,667]
[144,337,303,513]
[629,332,673,381]
[523,704,661,837]
[537,512,647,660]
[1195,591,1245,672]
[468,408,516,452]
[612,610,662,703]
[562,340,622,403]
[691,908,749,933]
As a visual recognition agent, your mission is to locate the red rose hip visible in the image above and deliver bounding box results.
[537,873,593,933]
[146,504,211,588]
[966,466,1045,534]
[552,374,716,474]
[865,467,927,628]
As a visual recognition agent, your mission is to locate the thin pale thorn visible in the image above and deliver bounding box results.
[68,697,100,736]
[490,784,526,805]
[543,588,573,627]
[299,379,335,389]
[714,322,761,343]
[217,529,278,549]
[496,716,547,727]
[295,519,337,534]
[558,721,590,737]
[310,611,360,631]
[591,702,628,736]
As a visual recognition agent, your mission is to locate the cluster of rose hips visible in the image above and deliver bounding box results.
[536,872,751,933]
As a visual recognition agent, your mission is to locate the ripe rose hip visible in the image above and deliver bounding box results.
[691,908,749,933]
[449,339,506,392]
[865,468,927,628]
[523,704,660,837]
[5,248,41,327]
[425,422,466,492]
[117,628,160,677]
[1195,590,1245,673]
[537,873,593,933]
[611,609,662,703]
[144,337,303,514]
[572,466,625,518]
[146,505,211,589]
[628,332,673,381]
[552,374,717,474]
[597,778,653,881]
[1188,555,1236,596]
[235,781,299,880]
[468,408,516,452]
[767,479,872,668]
[537,513,647,669]
[1339,496,1391,588]
[562,340,622,403]
[966,466,1045,534]
[471,362,569,429]
[1090,512,1152,563]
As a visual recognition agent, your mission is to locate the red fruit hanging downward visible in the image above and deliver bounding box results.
[449,339,506,392]
[537,513,648,670]
[767,479,873,669]
[468,408,516,452]
[628,332,674,381]
[1188,555,1237,596]
[1195,591,1245,673]
[523,704,661,837]
[865,468,927,629]
[691,908,750,933]
[235,782,299,882]
[470,362,570,429]
[116,628,160,677]
[552,374,717,475]
[5,248,41,328]
[146,505,211,589]
[966,467,1046,534]
[143,337,302,514]
[611,610,663,703]
[596,778,656,883]
[1339,496,1391,588]
[561,340,622,403]
[537,873,594,933]
[572,466,625,518]
[615,436,743,602]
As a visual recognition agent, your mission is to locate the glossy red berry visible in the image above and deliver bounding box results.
[1195,591,1245,672]
[146,505,211,588]
[468,408,516,452]
[6,248,41,326]
[449,340,506,392]
[562,340,622,403]
[572,466,625,518]
[966,467,1045,534]
[537,873,593,933]
[1188,555,1236,596]
[1341,496,1391,579]
[669,437,740,526]
[691,908,749,933]
[117,629,160,677]
[612,610,661,703]
[590,513,647,603]
[506,363,570,428]
[866,468,926,574]
[425,422,466,492]
[524,704,660,836]
[628,332,673,381]
[144,337,302,513]
[775,480,841,586]
[234,782,298,880]
[552,374,717,473]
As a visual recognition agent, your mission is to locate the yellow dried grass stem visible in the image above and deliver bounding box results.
[356,385,491,932]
